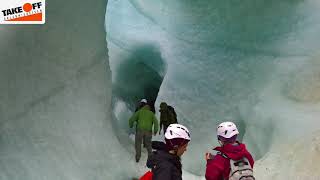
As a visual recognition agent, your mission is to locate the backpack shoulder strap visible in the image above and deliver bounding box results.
[216,151,229,159]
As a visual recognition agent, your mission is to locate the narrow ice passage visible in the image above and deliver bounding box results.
[0,0,320,179]
[107,0,320,179]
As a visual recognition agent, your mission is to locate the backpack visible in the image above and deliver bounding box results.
[217,152,255,180]
[139,171,153,180]
[167,105,177,124]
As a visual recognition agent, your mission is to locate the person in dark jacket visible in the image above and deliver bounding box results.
[205,122,254,180]
[147,124,191,180]
[159,102,177,134]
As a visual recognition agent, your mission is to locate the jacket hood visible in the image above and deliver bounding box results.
[159,102,168,111]
[140,105,150,111]
[213,142,252,161]
[152,141,167,151]
[147,141,181,169]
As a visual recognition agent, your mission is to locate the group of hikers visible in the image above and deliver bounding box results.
[129,99,178,163]
[129,99,254,180]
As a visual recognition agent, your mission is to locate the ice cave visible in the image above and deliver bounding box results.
[1,0,320,179]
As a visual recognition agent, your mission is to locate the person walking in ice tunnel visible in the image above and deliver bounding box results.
[205,122,255,180]
[134,98,151,148]
[159,102,178,135]
[129,104,159,163]
[146,123,191,180]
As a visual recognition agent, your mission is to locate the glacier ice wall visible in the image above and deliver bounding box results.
[0,0,141,179]
[106,0,320,177]
[0,0,319,179]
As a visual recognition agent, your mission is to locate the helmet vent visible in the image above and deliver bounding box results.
[164,124,191,141]
[224,130,228,135]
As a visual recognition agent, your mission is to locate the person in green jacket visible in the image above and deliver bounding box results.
[129,104,159,163]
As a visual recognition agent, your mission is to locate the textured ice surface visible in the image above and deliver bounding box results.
[255,130,320,179]
[0,0,140,179]
[1,0,320,179]
[106,0,320,178]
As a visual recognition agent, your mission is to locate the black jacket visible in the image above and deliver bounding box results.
[147,141,182,180]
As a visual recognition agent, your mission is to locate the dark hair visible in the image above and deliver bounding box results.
[165,138,189,150]
[218,135,237,143]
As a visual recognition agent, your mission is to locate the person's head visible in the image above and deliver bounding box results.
[216,121,239,146]
[165,124,191,156]
[140,99,147,106]
[159,102,168,112]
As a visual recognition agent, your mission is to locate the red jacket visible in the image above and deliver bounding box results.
[205,142,254,180]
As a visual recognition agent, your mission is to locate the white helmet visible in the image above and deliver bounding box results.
[165,124,191,140]
[217,121,239,138]
[140,99,147,103]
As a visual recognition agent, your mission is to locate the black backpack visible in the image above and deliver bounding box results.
[167,106,177,123]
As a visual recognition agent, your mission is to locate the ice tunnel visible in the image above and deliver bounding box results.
[1,0,320,179]
[107,0,320,179]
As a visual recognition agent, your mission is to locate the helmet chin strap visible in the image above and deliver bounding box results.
[218,140,224,146]
[169,149,178,155]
